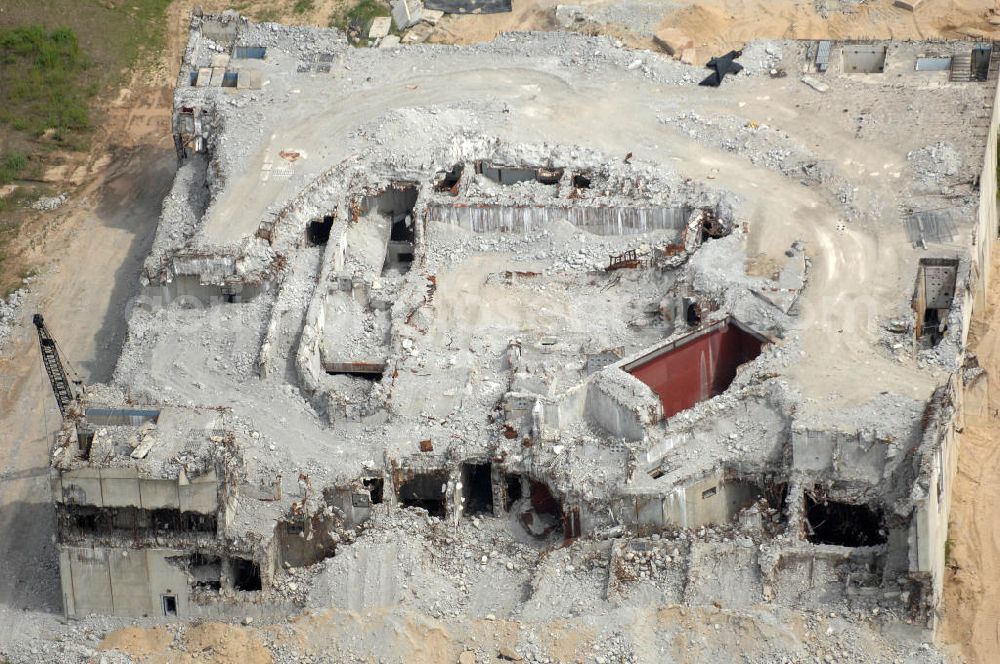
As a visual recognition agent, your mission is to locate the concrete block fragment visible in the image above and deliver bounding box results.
[195,67,213,87]
[368,16,392,40]
[801,75,829,93]
[401,22,433,44]
[422,8,444,24]
[379,35,402,48]
[210,53,231,68]
[392,0,423,29]
[209,67,225,87]
[893,0,922,10]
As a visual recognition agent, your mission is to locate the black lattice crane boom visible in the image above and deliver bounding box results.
[33,313,79,418]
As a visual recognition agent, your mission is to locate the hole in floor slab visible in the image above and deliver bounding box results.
[477,161,563,186]
[397,471,449,517]
[461,462,493,516]
[624,317,767,418]
[363,477,384,504]
[230,557,262,591]
[435,163,464,193]
[842,45,887,74]
[307,215,333,246]
[914,258,958,348]
[803,495,886,547]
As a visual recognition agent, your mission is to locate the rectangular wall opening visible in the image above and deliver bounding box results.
[973,46,992,81]
[162,595,177,616]
[461,462,493,516]
[517,479,562,538]
[842,45,887,73]
[84,408,161,426]
[397,470,449,517]
[504,473,523,510]
[913,257,958,348]
[623,317,766,419]
[357,184,418,276]
[803,495,886,547]
[230,557,262,591]
[363,477,384,504]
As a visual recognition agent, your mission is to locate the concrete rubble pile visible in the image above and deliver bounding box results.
[27,11,1000,664]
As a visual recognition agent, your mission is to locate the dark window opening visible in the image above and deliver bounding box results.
[60,505,216,536]
[162,595,177,616]
[505,473,523,510]
[76,425,94,459]
[307,216,334,246]
[221,72,238,88]
[572,174,592,189]
[701,486,718,499]
[804,495,886,547]
[363,478,384,504]
[190,554,222,590]
[397,471,449,517]
[435,164,464,193]
[973,47,991,81]
[189,71,198,86]
[461,463,494,516]
[230,557,262,591]
[685,300,701,326]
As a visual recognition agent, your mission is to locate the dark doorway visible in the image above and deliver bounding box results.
[505,473,523,510]
[230,557,262,591]
[162,595,177,616]
[462,463,493,516]
[397,471,449,517]
[307,216,334,245]
[804,495,886,547]
[363,477,384,504]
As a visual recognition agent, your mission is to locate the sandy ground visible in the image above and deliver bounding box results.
[0,0,213,651]
[939,249,1000,663]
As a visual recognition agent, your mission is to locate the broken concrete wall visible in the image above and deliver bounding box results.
[971,67,1000,310]
[615,472,762,530]
[427,203,690,237]
[584,369,662,441]
[52,468,219,514]
[790,428,888,484]
[907,380,960,627]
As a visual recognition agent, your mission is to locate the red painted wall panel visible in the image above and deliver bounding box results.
[628,324,763,419]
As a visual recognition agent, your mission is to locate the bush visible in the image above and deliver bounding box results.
[0,152,28,185]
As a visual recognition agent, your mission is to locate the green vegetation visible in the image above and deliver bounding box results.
[0,152,29,186]
[294,0,316,13]
[0,26,93,138]
[329,0,392,31]
[0,0,172,294]
[945,537,955,565]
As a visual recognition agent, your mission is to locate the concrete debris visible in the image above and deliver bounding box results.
[31,192,68,211]
[12,11,996,664]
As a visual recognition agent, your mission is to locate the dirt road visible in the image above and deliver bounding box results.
[940,248,1000,663]
[0,4,193,652]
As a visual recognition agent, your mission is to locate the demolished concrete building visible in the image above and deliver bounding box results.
[47,10,1000,642]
